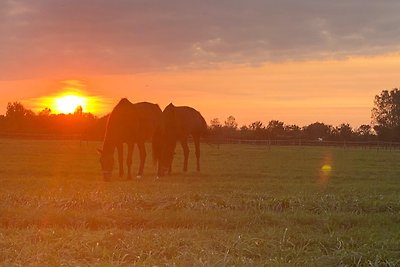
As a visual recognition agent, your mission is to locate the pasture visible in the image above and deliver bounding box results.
[0,139,399,266]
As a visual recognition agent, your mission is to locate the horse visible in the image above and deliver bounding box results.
[154,103,208,177]
[97,98,162,180]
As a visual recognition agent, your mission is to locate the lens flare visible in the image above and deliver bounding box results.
[321,164,332,172]
[318,153,333,186]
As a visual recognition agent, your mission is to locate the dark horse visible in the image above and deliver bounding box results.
[98,98,162,180]
[154,103,208,177]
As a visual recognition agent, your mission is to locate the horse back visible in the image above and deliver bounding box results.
[174,106,208,137]
[105,99,162,143]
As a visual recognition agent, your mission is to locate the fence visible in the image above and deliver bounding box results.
[208,138,400,150]
[0,132,102,141]
[1,132,400,150]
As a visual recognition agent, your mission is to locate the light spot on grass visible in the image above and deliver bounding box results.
[321,164,332,173]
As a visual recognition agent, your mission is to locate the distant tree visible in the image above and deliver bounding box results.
[221,115,238,138]
[240,125,248,131]
[372,88,400,140]
[4,102,35,132]
[210,118,222,129]
[239,125,249,138]
[209,118,223,139]
[266,120,284,139]
[356,124,373,140]
[372,88,400,127]
[334,123,353,141]
[284,124,302,138]
[74,105,83,116]
[38,107,52,116]
[248,121,265,139]
[224,115,238,129]
[0,115,5,130]
[248,121,263,131]
[303,122,332,140]
[6,102,34,120]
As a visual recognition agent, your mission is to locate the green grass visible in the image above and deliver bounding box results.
[0,139,400,266]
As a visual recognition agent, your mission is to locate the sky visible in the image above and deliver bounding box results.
[1,0,400,127]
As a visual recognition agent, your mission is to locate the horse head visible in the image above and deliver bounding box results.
[97,148,114,181]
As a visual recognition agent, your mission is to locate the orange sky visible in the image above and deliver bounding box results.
[1,1,400,128]
[1,53,400,127]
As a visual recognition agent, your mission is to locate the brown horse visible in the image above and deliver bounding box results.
[98,98,162,180]
[154,103,208,177]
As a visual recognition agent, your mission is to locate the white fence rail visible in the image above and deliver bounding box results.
[208,138,400,149]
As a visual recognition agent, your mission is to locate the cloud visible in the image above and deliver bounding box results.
[1,0,400,79]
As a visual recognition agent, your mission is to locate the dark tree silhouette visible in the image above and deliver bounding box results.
[6,102,34,120]
[303,122,332,140]
[0,99,387,142]
[372,88,400,140]
[74,105,83,116]
[334,123,353,141]
[5,102,35,131]
[284,124,302,139]
[209,117,223,138]
[356,124,373,140]
[0,101,101,138]
[266,120,284,139]
[224,115,238,129]
[38,107,52,116]
[249,121,263,131]
[248,121,264,139]
[210,118,222,129]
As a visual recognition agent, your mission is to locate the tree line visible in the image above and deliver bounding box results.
[1,88,400,142]
[0,102,107,139]
[210,88,400,142]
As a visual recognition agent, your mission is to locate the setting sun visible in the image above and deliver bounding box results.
[55,95,87,114]
[30,80,106,115]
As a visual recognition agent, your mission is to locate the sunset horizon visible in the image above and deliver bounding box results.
[1,52,399,128]
[1,1,400,128]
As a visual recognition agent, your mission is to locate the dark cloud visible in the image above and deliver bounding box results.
[1,0,400,79]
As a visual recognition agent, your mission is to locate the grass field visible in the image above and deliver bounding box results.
[0,138,400,266]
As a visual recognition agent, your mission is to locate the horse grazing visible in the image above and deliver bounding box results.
[98,98,162,180]
[154,103,208,177]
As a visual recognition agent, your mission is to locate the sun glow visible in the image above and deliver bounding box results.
[55,95,87,114]
[36,90,104,115]
[31,80,107,115]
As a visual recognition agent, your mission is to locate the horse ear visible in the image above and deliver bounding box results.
[97,148,103,155]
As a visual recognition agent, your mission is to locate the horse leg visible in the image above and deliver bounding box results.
[117,143,124,177]
[194,135,201,171]
[126,143,134,180]
[181,138,189,172]
[168,141,177,175]
[137,142,146,178]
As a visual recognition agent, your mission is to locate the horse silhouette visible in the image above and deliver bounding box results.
[154,103,208,177]
[98,98,162,180]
